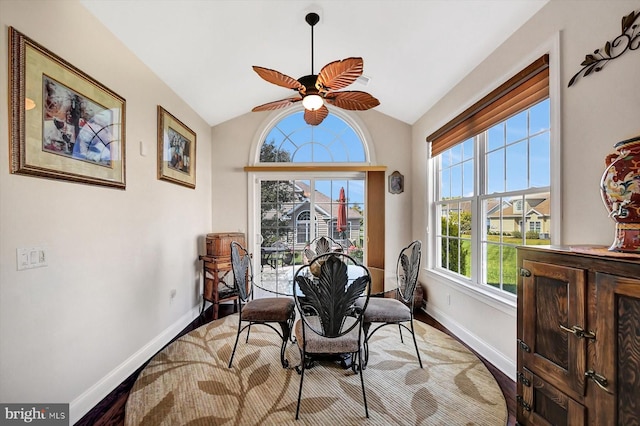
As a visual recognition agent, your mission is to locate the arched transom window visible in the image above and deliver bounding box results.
[259,111,366,163]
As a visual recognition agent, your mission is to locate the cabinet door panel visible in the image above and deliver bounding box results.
[594,273,640,426]
[519,368,586,426]
[522,260,587,397]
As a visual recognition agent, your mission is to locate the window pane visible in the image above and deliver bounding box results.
[485,243,501,288]
[486,150,504,194]
[530,133,550,187]
[506,141,527,191]
[530,99,550,133]
[450,144,462,164]
[260,112,366,163]
[524,192,551,244]
[487,123,504,152]
[450,164,462,198]
[441,150,451,169]
[463,160,474,197]
[440,168,451,199]
[484,197,501,237]
[506,110,527,143]
[502,245,517,294]
[462,138,474,161]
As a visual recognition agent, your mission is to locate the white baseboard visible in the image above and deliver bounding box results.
[424,305,516,381]
[69,305,201,424]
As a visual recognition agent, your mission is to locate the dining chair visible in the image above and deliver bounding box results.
[227,241,296,369]
[362,240,423,368]
[303,236,346,264]
[292,252,371,419]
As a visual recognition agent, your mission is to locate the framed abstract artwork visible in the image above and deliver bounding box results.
[157,106,196,188]
[9,27,126,189]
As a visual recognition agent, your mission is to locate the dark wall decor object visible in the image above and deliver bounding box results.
[388,170,404,194]
[157,106,196,188]
[9,27,126,188]
[568,9,640,87]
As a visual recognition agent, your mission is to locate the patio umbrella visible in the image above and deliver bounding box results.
[337,187,347,238]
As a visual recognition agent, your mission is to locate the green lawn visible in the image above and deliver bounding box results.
[458,235,550,294]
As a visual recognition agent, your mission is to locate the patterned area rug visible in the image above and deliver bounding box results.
[125,314,507,425]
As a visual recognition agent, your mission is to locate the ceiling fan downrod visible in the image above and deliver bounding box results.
[305,12,320,75]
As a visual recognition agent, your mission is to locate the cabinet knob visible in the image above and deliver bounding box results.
[519,268,531,277]
[517,338,531,353]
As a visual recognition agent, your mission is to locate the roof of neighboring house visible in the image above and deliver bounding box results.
[293,181,362,221]
[261,181,363,222]
[487,194,550,218]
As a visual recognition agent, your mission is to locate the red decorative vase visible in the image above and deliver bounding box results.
[600,136,640,252]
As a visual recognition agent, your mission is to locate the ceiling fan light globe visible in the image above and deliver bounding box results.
[302,94,324,111]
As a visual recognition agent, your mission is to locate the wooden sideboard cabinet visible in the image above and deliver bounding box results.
[516,245,640,426]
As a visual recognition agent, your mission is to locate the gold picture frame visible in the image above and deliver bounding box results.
[157,106,196,188]
[9,27,126,189]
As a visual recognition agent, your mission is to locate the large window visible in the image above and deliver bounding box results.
[428,56,552,298]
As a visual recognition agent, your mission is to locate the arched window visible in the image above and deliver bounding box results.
[296,210,312,244]
[259,111,367,163]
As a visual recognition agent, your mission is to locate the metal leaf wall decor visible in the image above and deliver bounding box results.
[568,9,640,87]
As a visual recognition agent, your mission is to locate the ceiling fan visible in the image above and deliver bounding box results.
[251,12,380,126]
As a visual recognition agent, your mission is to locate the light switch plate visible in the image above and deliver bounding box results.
[17,247,47,270]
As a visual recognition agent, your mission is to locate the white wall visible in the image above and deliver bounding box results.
[0,1,213,422]
[412,0,640,379]
[211,107,413,282]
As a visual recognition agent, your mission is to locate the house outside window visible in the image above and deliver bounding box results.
[296,211,312,244]
[428,55,553,298]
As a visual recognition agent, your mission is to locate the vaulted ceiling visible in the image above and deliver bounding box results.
[80,0,549,127]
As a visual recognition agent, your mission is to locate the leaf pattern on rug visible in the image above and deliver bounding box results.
[139,391,174,426]
[198,380,235,397]
[454,362,498,406]
[247,363,271,391]
[386,348,422,361]
[405,367,430,385]
[125,314,507,426]
[412,387,438,423]
[368,359,406,370]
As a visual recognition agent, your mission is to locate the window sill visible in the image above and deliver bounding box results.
[423,268,517,316]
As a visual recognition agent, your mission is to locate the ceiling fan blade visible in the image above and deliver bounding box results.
[316,57,364,92]
[325,91,380,111]
[304,105,329,126]
[252,97,302,112]
[252,66,305,91]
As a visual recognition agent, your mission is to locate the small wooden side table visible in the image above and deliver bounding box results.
[199,254,238,320]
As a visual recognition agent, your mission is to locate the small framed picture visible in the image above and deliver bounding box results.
[9,27,126,189]
[388,171,404,194]
[157,106,196,188]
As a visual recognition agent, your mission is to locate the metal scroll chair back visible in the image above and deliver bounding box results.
[293,252,371,419]
[362,240,423,368]
[228,241,295,369]
[303,236,347,264]
[397,240,422,306]
[231,242,253,302]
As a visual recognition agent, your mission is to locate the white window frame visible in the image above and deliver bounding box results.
[426,37,561,306]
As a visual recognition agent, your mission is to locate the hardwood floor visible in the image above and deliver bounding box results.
[76,305,516,425]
